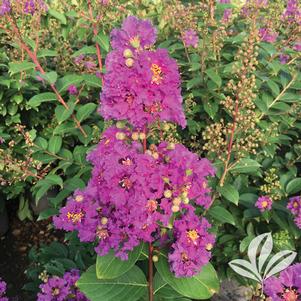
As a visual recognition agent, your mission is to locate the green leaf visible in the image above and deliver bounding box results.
[48,136,62,154]
[76,103,97,122]
[48,9,67,24]
[154,273,183,299]
[28,92,57,108]
[35,137,48,150]
[35,183,51,203]
[40,71,58,84]
[56,75,83,93]
[209,206,236,225]
[83,74,102,88]
[286,178,301,195]
[218,184,239,205]
[96,244,143,279]
[155,256,219,300]
[77,265,147,301]
[95,32,110,52]
[37,49,58,58]
[42,174,63,188]
[37,208,59,221]
[230,159,261,174]
[267,80,280,96]
[55,104,75,124]
[71,46,96,58]
[186,77,201,90]
[9,61,36,75]
[205,68,222,87]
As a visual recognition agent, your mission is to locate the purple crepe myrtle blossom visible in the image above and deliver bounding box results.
[100,48,186,128]
[283,0,301,25]
[37,269,90,301]
[259,28,278,43]
[84,61,97,70]
[182,30,199,48]
[287,196,301,229]
[0,278,8,301]
[0,0,10,15]
[67,85,78,95]
[256,196,273,212]
[219,0,230,3]
[222,9,232,23]
[293,42,301,51]
[74,54,85,65]
[23,0,47,15]
[279,53,290,64]
[54,17,215,277]
[264,263,301,301]
[110,16,157,51]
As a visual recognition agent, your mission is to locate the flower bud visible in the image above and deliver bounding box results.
[164,190,172,198]
[116,132,126,140]
[152,152,159,159]
[123,48,133,58]
[163,123,170,131]
[125,58,134,68]
[116,121,126,129]
[101,217,108,225]
[206,243,213,251]
[167,142,175,150]
[172,197,181,206]
[130,37,140,49]
[139,132,146,140]
[172,205,180,213]
[152,255,159,262]
[182,197,189,204]
[75,195,84,202]
[131,132,139,140]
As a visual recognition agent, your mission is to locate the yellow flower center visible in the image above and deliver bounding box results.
[151,63,163,84]
[181,252,189,262]
[293,201,299,208]
[67,211,84,224]
[187,230,199,243]
[130,36,140,49]
[262,201,268,208]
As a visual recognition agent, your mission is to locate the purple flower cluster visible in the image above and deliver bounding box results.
[55,16,215,278]
[259,28,278,43]
[182,29,199,48]
[54,126,215,276]
[0,278,8,301]
[264,263,301,301]
[287,196,301,229]
[0,0,10,15]
[222,9,232,23]
[37,269,89,301]
[255,196,273,212]
[282,0,301,25]
[67,85,78,95]
[100,16,186,128]
[23,0,47,15]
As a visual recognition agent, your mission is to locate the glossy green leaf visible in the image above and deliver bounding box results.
[48,136,62,154]
[28,92,57,108]
[76,103,97,122]
[286,178,301,194]
[48,9,67,24]
[95,32,110,52]
[209,206,236,225]
[205,68,222,87]
[230,159,261,174]
[9,61,36,75]
[218,184,239,205]
[77,265,147,301]
[96,243,143,279]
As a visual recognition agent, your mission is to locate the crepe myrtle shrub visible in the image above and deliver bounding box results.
[53,16,219,301]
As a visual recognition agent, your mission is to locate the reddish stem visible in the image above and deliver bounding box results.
[87,0,104,85]
[7,16,87,137]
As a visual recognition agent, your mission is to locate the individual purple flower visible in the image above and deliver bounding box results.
[0,0,10,15]
[67,85,78,95]
[37,269,90,301]
[293,42,301,51]
[74,54,85,65]
[256,196,273,212]
[222,8,232,23]
[282,0,301,25]
[110,16,157,51]
[259,28,278,43]
[0,278,8,301]
[219,0,230,3]
[279,54,290,64]
[287,196,301,229]
[182,29,199,48]
[264,263,301,301]
[23,0,47,15]
[84,61,97,70]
